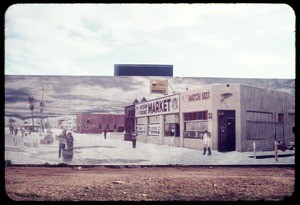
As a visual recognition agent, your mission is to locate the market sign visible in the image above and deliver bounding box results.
[149,79,168,95]
[135,94,179,117]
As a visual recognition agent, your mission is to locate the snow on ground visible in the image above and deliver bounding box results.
[4,128,295,166]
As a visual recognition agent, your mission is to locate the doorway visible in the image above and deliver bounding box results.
[218,110,236,152]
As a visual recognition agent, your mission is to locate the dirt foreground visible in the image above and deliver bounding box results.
[4,165,295,201]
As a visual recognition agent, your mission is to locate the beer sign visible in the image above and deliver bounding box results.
[149,79,168,95]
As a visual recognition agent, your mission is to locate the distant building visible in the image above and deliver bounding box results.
[58,116,76,132]
[76,113,125,134]
[58,116,76,131]
[129,83,295,152]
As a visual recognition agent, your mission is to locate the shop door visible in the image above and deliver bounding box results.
[218,110,236,152]
[175,123,180,137]
[226,119,236,151]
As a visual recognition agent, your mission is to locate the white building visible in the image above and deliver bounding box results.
[59,116,76,132]
[133,83,295,152]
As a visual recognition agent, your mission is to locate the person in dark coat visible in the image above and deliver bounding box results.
[131,131,138,148]
[104,129,107,139]
[66,132,74,149]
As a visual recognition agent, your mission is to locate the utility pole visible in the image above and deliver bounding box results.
[40,85,45,133]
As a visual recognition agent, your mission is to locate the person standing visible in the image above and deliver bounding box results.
[203,130,212,156]
[66,132,74,149]
[64,132,74,162]
[56,129,67,158]
[104,129,107,139]
[131,131,138,148]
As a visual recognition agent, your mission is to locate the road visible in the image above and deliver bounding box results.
[4,165,295,201]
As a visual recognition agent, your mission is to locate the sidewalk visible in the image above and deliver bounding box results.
[4,128,295,166]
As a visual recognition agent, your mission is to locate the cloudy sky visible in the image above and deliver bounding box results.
[5,75,294,121]
[4,3,295,78]
[4,75,215,120]
[4,75,148,120]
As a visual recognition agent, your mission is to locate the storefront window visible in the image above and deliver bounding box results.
[137,117,146,124]
[136,125,145,134]
[183,111,208,138]
[184,111,208,121]
[148,124,160,136]
[164,123,179,137]
[149,115,160,124]
[278,113,284,122]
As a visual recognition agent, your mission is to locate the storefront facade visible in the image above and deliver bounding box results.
[134,93,180,146]
[132,83,295,152]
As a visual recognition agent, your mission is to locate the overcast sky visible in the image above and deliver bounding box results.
[4,3,295,79]
[4,75,214,120]
[5,75,147,120]
[4,75,294,121]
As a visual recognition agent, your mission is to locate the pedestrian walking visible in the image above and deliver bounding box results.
[104,129,107,139]
[131,131,138,148]
[203,130,212,156]
[56,129,67,158]
[62,132,74,162]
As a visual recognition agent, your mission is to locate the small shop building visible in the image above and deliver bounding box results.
[129,83,295,152]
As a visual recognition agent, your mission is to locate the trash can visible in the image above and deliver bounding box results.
[62,148,73,162]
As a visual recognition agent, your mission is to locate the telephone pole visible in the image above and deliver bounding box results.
[40,85,45,133]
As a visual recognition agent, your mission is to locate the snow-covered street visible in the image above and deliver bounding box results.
[5,128,295,166]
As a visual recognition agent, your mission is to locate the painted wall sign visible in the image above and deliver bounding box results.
[136,125,145,134]
[188,90,210,102]
[149,79,168,95]
[135,94,180,117]
[148,124,160,136]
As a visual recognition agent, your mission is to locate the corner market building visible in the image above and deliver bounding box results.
[129,83,295,152]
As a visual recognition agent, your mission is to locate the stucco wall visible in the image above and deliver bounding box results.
[182,138,203,150]
[240,85,295,151]
[163,137,180,147]
[210,84,241,151]
[131,83,294,152]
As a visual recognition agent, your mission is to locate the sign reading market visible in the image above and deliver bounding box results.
[135,94,180,117]
[149,79,168,95]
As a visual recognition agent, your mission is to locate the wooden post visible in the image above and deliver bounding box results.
[274,141,279,162]
[253,141,256,159]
